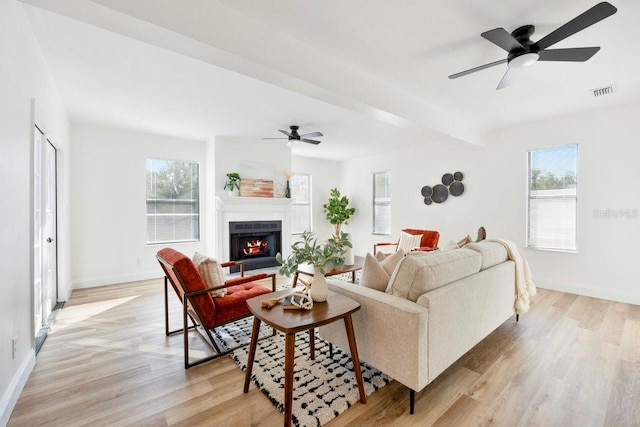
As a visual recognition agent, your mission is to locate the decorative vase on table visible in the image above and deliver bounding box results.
[309,266,329,302]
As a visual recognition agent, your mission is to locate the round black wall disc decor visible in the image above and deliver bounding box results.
[432,184,448,203]
[421,186,433,197]
[424,197,432,205]
[441,173,454,186]
[454,171,464,181]
[450,181,465,196]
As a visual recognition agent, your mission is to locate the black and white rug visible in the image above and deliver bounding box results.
[214,318,391,427]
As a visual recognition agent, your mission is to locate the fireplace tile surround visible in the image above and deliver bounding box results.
[215,196,292,270]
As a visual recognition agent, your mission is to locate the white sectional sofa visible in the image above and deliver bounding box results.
[318,241,520,413]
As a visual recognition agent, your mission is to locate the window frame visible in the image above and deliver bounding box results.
[146,157,200,245]
[290,173,312,235]
[526,144,578,252]
[373,170,391,235]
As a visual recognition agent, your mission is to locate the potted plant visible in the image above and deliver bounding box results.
[276,231,352,302]
[224,172,241,196]
[323,188,356,264]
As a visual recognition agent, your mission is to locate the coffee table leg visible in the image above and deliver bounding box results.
[309,329,315,360]
[243,317,262,393]
[284,332,295,427]
[344,315,367,403]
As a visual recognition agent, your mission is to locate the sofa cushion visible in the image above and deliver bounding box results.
[192,252,227,297]
[465,241,508,271]
[360,250,404,292]
[386,249,482,302]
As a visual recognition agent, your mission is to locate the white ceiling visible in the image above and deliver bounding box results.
[20,0,640,160]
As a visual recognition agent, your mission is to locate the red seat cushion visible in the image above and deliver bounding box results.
[212,282,271,325]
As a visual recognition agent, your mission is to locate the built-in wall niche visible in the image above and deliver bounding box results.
[228,220,282,273]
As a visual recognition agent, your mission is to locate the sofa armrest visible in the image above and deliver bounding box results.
[319,279,430,392]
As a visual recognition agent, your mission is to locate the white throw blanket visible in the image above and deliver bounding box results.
[487,239,537,314]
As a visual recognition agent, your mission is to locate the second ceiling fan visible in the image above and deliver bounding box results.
[263,125,323,146]
[448,2,618,89]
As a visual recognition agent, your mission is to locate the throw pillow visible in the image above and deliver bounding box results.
[457,235,473,248]
[360,253,391,292]
[192,252,227,297]
[375,251,387,262]
[380,249,404,275]
[442,240,459,251]
[397,232,423,254]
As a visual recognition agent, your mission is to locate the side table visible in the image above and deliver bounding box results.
[243,289,366,427]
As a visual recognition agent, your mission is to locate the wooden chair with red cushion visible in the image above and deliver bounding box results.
[157,247,276,369]
[373,229,440,255]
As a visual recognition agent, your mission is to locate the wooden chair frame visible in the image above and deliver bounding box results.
[158,256,276,369]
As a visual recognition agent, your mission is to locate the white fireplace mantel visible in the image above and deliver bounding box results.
[215,196,292,261]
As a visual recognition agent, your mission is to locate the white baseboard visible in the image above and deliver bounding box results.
[539,280,640,306]
[0,350,35,427]
[72,271,162,289]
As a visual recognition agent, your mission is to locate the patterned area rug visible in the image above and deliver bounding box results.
[214,317,391,427]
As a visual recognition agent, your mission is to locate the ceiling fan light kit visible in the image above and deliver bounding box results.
[448,2,618,89]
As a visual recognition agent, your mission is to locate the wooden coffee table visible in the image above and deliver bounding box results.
[292,255,364,286]
[243,289,366,427]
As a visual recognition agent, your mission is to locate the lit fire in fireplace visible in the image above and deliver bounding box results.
[242,239,268,256]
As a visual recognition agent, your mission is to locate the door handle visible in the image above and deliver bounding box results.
[47,237,54,243]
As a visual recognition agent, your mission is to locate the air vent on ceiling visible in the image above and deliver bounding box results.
[591,84,616,97]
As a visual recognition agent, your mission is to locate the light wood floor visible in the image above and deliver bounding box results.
[9,278,640,426]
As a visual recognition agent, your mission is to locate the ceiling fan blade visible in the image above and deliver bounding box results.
[299,131,323,138]
[535,2,617,51]
[538,47,600,62]
[278,129,291,137]
[449,58,508,79]
[262,137,287,140]
[482,28,524,52]
[301,139,321,145]
[496,68,518,90]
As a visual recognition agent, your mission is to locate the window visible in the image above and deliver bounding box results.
[373,171,391,235]
[290,174,311,234]
[146,158,200,244]
[527,144,577,251]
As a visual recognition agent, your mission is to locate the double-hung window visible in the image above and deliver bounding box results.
[527,144,578,251]
[146,158,200,244]
[373,171,391,235]
[290,174,311,234]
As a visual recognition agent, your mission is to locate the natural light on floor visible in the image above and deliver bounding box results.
[49,295,140,333]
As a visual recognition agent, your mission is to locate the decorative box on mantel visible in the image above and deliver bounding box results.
[214,196,292,265]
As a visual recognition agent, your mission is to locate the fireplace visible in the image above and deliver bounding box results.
[229,220,282,273]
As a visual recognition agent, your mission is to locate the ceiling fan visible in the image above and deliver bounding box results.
[448,2,617,89]
[263,125,323,146]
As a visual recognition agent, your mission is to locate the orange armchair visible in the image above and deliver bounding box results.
[157,248,276,369]
[373,229,440,255]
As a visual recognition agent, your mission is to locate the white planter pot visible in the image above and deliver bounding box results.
[309,266,328,302]
[227,188,239,197]
[343,233,354,265]
[344,247,354,265]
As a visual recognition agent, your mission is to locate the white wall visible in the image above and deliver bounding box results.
[70,124,207,288]
[0,0,70,424]
[341,103,640,305]
[292,156,341,241]
[214,137,291,198]
[340,140,488,257]
[484,103,640,305]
